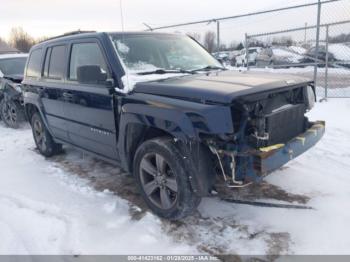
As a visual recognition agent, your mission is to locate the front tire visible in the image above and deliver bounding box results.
[0,99,24,128]
[31,112,62,157]
[134,137,201,220]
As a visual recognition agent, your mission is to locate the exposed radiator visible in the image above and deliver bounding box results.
[266,104,305,145]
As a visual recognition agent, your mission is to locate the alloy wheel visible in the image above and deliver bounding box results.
[2,101,17,126]
[33,118,47,152]
[139,153,178,210]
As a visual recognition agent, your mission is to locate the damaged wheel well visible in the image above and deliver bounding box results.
[125,123,174,172]
[124,123,217,196]
[25,103,39,122]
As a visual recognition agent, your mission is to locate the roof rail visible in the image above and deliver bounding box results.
[40,30,97,42]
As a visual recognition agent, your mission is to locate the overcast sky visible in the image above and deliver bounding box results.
[1,0,349,43]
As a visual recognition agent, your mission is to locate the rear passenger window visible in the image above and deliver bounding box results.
[43,45,66,79]
[69,43,108,80]
[26,49,43,77]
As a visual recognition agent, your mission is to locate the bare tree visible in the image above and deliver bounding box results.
[228,41,238,51]
[272,36,294,47]
[36,36,50,43]
[219,43,227,51]
[236,42,244,50]
[0,37,7,46]
[329,33,350,43]
[203,31,216,53]
[187,32,201,42]
[9,27,35,52]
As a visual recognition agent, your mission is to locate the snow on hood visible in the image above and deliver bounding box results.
[289,46,307,55]
[272,47,303,63]
[117,63,189,93]
[120,72,189,93]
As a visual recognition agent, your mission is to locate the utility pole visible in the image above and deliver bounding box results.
[216,20,220,52]
[324,24,329,101]
[304,22,307,44]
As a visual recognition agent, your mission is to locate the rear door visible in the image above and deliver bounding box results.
[41,44,69,141]
[24,47,69,142]
[63,40,119,161]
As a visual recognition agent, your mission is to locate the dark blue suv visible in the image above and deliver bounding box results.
[23,31,324,219]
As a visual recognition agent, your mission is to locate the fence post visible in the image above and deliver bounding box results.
[216,20,220,52]
[324,24,329,101]
[245,33,249,70]
[313,0,322,88]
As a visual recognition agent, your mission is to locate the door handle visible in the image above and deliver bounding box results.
[62,92,74,99]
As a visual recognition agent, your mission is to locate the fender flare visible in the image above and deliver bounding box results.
[23,92,53,135]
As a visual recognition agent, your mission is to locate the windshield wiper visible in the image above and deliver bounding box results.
[137,69,195,75]
[190,65,226,73]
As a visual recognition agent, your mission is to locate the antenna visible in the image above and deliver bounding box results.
[119,0,125,32]
[119,0,129,91]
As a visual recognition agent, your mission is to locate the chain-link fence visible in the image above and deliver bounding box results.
[149,0,350,99]
[246,20,350,99]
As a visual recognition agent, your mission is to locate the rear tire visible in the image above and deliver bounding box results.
[133,137,201,220]
[31,112,62,157]
[0,99,24,129]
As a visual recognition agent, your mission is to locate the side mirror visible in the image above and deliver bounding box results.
[77,65,107,84]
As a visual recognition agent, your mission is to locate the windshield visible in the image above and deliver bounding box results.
[109,33,222,73]
[249,49,258,54]
[0,57,27,76]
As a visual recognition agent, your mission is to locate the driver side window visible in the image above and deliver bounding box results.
[69,42,108,80]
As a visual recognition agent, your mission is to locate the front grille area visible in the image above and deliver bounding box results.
[266,104,305,145]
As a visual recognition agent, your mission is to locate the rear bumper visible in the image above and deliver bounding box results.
[252,121,325,176]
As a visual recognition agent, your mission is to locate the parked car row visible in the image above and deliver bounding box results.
[216,44,350,68]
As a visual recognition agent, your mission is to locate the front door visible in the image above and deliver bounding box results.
[63,41,119,161]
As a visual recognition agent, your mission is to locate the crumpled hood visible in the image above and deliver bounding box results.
[3,74,23,83]
[132,70,312,104]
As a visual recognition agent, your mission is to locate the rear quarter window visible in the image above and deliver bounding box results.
[26,48,43,78]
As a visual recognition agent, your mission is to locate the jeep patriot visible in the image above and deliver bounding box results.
[23,31,325,219]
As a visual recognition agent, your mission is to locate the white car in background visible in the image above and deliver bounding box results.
[235,47,262,67]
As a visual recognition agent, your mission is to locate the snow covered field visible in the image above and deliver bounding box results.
[1,99,350,257]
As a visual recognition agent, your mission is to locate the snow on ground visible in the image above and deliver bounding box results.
[0,126,196,255]
[1,98,350,256]
[225,99,350,254]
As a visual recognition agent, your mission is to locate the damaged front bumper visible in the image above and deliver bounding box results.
[252,121,325,177]
[210,121,325,187]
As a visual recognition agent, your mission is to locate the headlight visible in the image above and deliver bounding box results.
[305,86,315,110]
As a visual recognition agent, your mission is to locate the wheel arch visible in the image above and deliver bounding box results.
[24,102,55,138]
[119,119,216,197]
[24,103,39,122]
